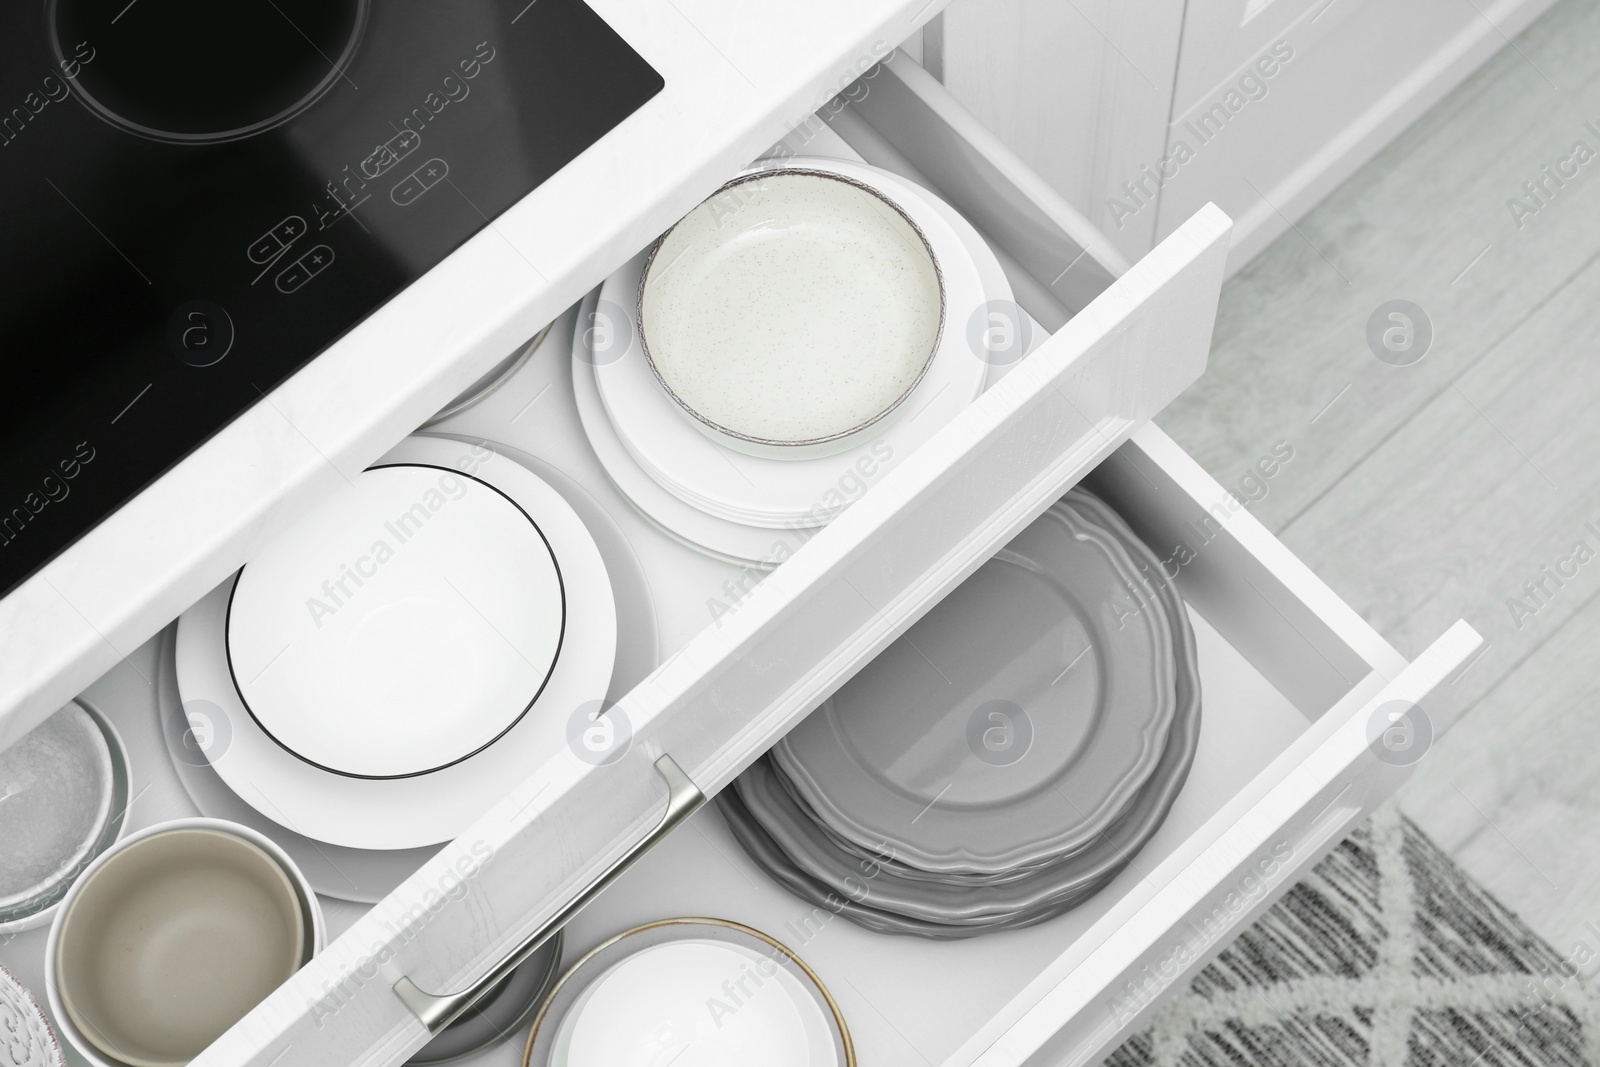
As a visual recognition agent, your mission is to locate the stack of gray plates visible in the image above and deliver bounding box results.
[721,488,1202,938]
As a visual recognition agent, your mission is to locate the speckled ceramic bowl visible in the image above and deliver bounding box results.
[0,702,129,934]
[638,168,945,461]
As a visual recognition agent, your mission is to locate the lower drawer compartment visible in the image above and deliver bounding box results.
[568,606,1326,1062]
[0,364,1472,1067]
[537,424,1479,1067]
[0,419,1474,1067]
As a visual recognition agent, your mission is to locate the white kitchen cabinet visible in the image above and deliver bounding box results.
[1,52,1478,1067]
[932,0,1560,270]
[1167,0,1321,120]
[926,0,1185,266]
[1152,0,1561,266]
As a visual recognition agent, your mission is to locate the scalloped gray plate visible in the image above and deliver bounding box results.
[771,490,1178,874]
[725,489,1202,936]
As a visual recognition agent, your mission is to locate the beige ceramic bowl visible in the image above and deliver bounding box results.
[48,823,311,1067]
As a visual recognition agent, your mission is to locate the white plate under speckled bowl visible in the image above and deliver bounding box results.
[590,157,998,534]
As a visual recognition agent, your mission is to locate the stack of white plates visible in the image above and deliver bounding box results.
[721,489,1202,938]
[173,435,619,858]
[573,156,1015,568]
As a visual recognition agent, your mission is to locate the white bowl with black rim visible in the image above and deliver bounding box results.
[173,435,618,851]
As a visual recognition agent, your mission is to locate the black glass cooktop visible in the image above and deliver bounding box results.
[0,0,662,599]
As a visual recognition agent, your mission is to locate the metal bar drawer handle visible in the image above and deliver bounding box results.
[392,753,707,1034]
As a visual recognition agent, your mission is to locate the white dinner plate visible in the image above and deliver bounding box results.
[574,156,1014,566]
[229,462,565,779]
[157,628,441,901]
[593,157,991,529]
[573,289,793,568]
[523,918,850,1067]
[175,436,617,851]
[162,443,661,898]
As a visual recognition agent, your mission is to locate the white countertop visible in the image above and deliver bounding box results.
[0,0,940,748]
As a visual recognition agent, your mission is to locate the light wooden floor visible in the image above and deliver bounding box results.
[1154,0,1600,971]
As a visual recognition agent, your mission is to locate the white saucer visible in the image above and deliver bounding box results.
[162,443,661,899]
[593,157,991,530]
[158,628,442,902]
[228,462,565,779]
[175,436,617,851]
[525,919,850,1067]
[555,942,834,1067]
[575,157,1014,566]
[573,289,794,568]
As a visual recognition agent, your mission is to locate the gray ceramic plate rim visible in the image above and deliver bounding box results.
[772,490,1178,872]
[636,166,946,452]
[721,551,1200,934]
[422,323,552,428]
[772,760,1061,887]
[520,917,854,1066]
[720,789,1072,941]
[779,491,1182,886]
[408,932,563,1065]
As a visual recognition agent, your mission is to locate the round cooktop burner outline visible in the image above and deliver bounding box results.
[48,0,369,145]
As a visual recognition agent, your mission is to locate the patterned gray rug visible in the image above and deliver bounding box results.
[1106,805,1598,1067]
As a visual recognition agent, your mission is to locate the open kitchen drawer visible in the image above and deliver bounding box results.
[2,53,1479,1067]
